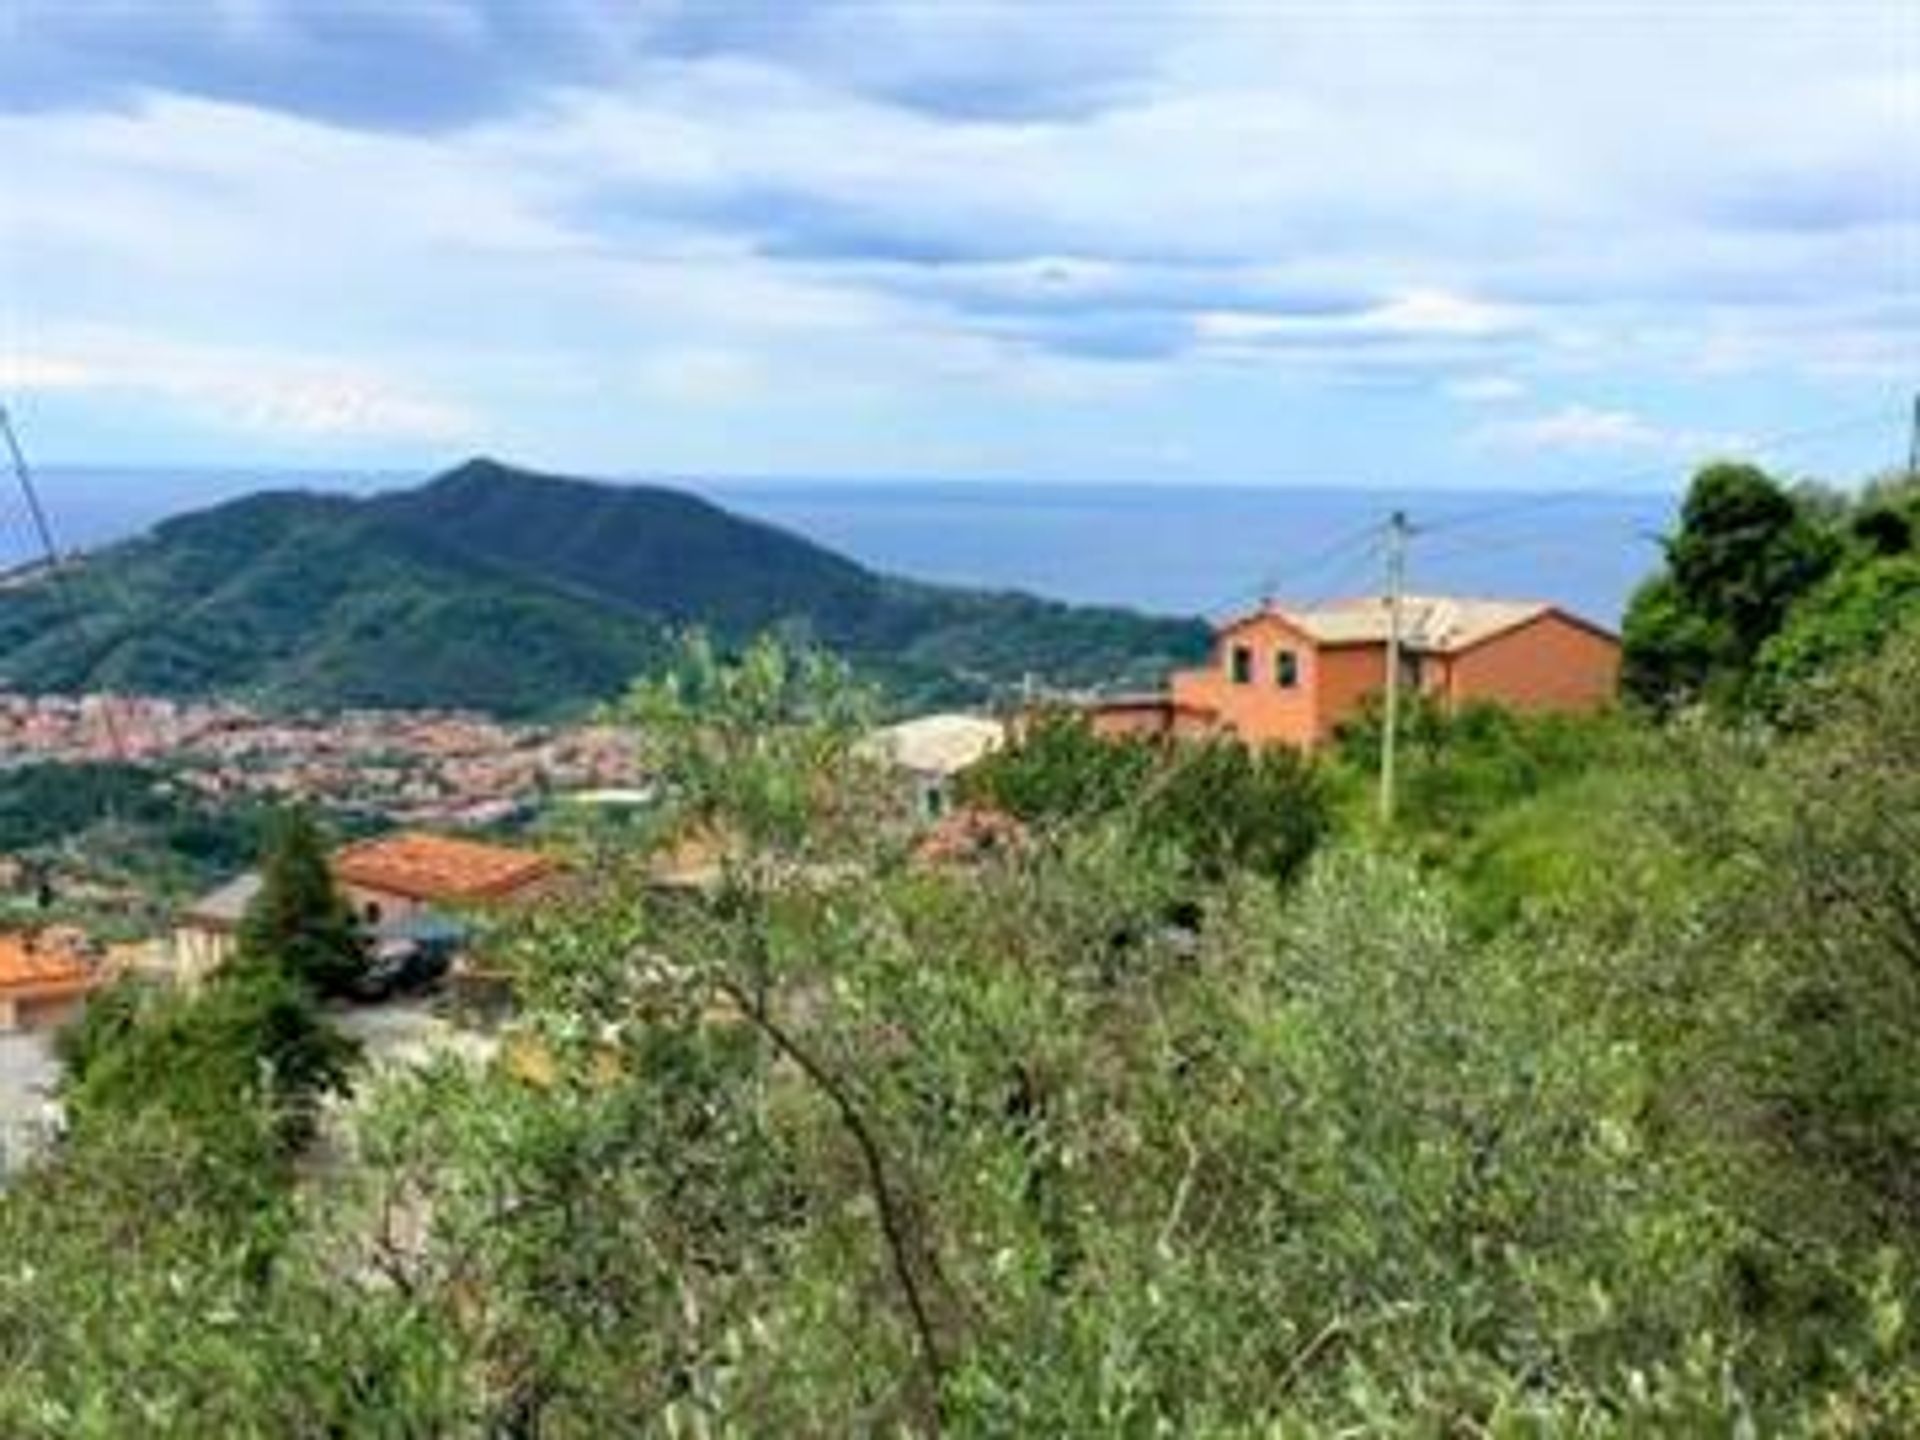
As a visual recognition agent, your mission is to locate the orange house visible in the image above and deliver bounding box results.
[1089,594,1619,750]
[332,831,556,928]
[172,832,557,986]
[0,930,107,1034]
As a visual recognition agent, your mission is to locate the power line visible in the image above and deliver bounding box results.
[1293,535,1389,612]
[0,402,128,760]
[1194,515,1387,619]
[1409,513,1664,570]
[0,403,67,583]
[1190,403,1895,631]
[0,474,43,576]
[1420,406,1899,540]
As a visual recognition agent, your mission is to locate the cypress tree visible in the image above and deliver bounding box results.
[237,808,366,997]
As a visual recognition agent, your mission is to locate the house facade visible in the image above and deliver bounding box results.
[331,831,556,927]
[1089,595,1620,750]
[1074,694,1220,744]
[172,872,262,986]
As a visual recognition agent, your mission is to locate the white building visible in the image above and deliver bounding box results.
[866,713,1007,820]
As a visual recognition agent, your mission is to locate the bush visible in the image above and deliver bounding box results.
[62,968,355,1160]
[956,707,1155,822]
[1751,555,1920,714]
[1139,735,1326,883]
[961,710,1327,885]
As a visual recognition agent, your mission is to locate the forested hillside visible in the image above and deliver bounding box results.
[0,490,674,715]
[0,459,1208,715]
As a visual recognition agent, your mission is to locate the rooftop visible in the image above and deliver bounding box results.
[866,713,1006,777]
[332,831,554,903]
[1226,594,1606,653]
[182,871,263,929]
[0,933,99,998]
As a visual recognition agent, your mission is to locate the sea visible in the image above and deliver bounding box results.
[13,467,1678,627]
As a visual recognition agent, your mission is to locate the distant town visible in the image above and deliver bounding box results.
[0,692,640,827]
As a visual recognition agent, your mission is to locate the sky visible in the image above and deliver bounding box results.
[1,0,1915,490]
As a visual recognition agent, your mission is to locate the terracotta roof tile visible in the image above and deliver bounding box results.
[0,933,100,998]
[332,832,554,903]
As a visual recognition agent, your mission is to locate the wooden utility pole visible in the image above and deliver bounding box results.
[1379,509,1409,825]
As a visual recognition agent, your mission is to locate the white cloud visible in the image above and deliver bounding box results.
[1473,405,1748,460]
[0,2,1913,475]
[631,347,767,405]
[0,355,95,391]
[7,329,476,441]
[1369,291,1528,340]
[1198,289,1504,343]
[1445,376,1527,404]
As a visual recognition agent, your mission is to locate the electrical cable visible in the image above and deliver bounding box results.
[0,402,128,759]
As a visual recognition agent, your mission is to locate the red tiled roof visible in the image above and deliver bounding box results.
[332,832,554,903]
[0,933,100,999]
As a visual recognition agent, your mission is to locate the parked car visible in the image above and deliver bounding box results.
[350,939,454,1003]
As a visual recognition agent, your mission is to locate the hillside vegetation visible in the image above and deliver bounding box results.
[2,460,1915,1433]
[1621,459,1920,713]
[0,458,1207,715]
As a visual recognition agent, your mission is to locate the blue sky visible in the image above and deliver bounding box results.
[1,0,1915,489]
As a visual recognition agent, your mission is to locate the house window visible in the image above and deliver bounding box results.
[1276,649,1299,688]
[363,900,383,924]
[1229,644,1254,684]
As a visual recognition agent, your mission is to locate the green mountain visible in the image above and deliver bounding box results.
[0,459,1208,715]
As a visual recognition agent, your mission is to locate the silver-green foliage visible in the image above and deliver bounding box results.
[4,632,1917,1434]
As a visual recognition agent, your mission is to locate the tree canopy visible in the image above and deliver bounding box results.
[236,807,367,997]
[1623,459,1920,713]
[957,708,1328,886]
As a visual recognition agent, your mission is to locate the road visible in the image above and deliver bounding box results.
[0,1031,61,1178]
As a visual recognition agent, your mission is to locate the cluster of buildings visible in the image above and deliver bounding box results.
[0,830,561,1034]
[1082,593,1620,748]
[0,829,560,1173]
[0,590,1623,1067]
[848,592,1624,854]
[0,693,639,825]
